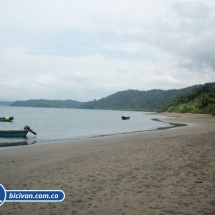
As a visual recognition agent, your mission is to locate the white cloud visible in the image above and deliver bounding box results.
[171,1,210,20]
[0,0,215,101]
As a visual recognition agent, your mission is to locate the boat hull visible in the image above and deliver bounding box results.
[121,116,130,120]
[0,116,14,122]
[0,130,28,137]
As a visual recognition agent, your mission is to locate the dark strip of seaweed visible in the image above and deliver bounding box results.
[151,118,187,130]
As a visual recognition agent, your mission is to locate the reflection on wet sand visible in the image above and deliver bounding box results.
[0,138,37,148]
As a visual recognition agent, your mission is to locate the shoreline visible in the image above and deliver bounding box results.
[0,112,187,149]
[0,113,215,214]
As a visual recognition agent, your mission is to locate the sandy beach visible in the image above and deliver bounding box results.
[0,113,215,215]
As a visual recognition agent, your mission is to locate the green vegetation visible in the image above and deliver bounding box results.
[161,82,215,115]
[79,85,200,111]
[10,82,215,115]
[11,99,85,108]
[0,101,12,106]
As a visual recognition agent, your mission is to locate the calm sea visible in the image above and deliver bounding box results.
[0,106,171,148]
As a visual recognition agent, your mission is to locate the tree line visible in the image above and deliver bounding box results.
[79,85,201,111]
[11,99,85,109]
[9,82,215,115]
[161,82,215,115]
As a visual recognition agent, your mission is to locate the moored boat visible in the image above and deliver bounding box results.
[0,125,37,138]
[0,116,14,122]
[121,116,130,120]
[0,130,28,137]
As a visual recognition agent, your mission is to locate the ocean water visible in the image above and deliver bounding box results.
[0,106,171,147]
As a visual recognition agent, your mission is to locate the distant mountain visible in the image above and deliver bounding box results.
[10,83,213,112]
[0,101,12,106]
[79,85,202,111]
[161,82,215,115]
[11,99,85,108]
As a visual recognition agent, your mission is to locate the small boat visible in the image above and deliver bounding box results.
[0,130,28,137]
[0,116,14,122]
[121,116,130,120]
[0,125,37,138]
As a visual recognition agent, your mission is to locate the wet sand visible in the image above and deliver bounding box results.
[0,113,215,215]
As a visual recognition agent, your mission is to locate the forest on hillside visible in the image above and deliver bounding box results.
[161,83,215,115]
[11,99,85,109]
[79,85,201,111]
[9,82,215,115]
[0,101,12,106]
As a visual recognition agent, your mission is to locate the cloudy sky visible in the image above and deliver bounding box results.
[0,0,215,102]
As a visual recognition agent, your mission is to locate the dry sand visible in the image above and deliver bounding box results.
[0,113,215,215]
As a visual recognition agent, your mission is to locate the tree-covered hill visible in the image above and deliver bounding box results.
[11,99,85,108]
[161,82,215,115]
[79,85,201,111]
[0,101,12,106]
[10,83,214,112]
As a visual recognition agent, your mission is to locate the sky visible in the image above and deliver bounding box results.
[0,0,215,102]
